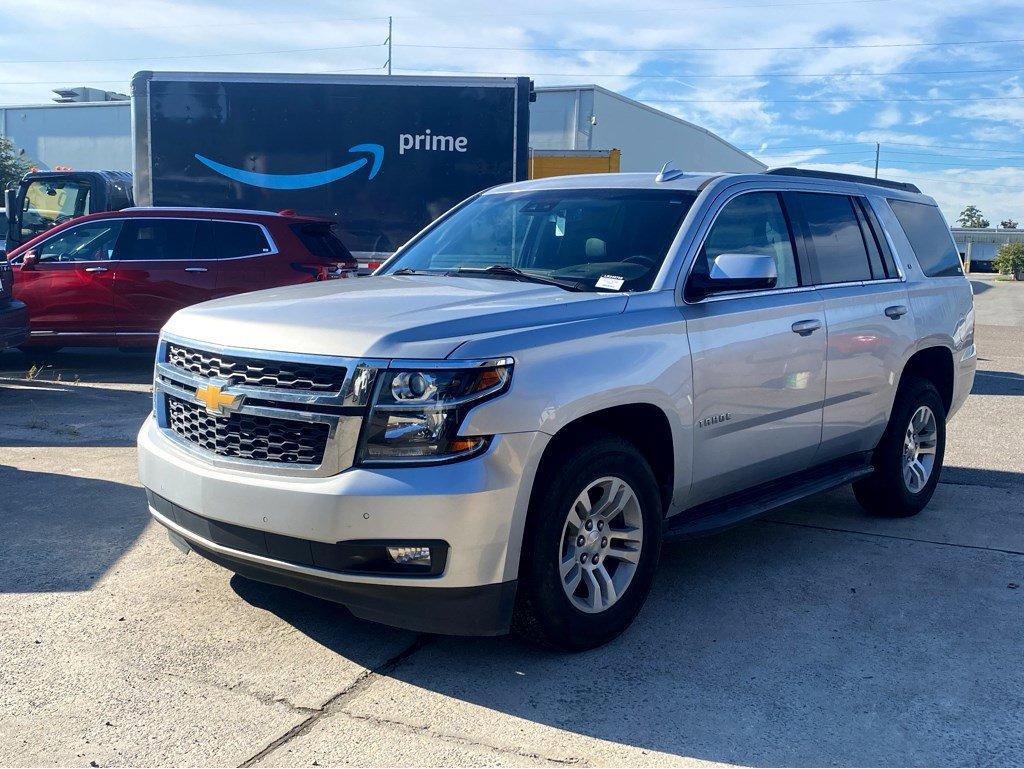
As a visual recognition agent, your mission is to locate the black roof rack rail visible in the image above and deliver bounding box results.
[764,167,921,194]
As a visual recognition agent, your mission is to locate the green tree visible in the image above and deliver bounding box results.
[993,242,1024,279]
[1000,218,1019,229]
[0,136,31,191]
[957,205,990,228]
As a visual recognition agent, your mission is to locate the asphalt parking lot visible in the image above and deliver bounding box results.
[1,276,1022,768]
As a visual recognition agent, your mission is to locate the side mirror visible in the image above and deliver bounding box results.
[21,251,39,270]
[688,253,777,299]
[3,188,14,242]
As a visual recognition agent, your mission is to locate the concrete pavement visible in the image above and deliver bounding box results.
[1,282,1022,767]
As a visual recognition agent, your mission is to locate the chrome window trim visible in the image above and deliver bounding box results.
[681,186,909,305]
[12,217,280,264]
[116,217,279,261]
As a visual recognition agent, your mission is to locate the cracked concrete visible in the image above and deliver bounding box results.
[1,281,1023,767]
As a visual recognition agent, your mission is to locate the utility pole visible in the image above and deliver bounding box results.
[386,16,393,76]
[874,142,880,178]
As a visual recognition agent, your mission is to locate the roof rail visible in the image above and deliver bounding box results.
[765,167,921,194]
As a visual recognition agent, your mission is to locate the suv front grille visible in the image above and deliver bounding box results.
[166,395,330,465]
[167,343,346,393]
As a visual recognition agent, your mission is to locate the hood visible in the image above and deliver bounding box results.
[164,274,628,359]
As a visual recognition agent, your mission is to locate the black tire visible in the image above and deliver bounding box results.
[513,433,663,651]
[853,376,946,518]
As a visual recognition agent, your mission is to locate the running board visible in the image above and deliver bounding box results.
[665,454,874,540]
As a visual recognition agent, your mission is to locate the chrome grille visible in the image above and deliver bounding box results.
[166,395,330,465]
[167,343,346,392]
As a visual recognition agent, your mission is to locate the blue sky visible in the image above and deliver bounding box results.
[1,0,1023,222]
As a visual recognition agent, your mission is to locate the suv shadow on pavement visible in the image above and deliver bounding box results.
[972,369,1024,396]
[0,465,149,593]
[228,478,1024,766]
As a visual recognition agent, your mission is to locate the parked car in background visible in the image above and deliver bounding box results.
[6,207,357,350]
[0,207,8,252]
[0,258,29,350]
[137,167,975,650]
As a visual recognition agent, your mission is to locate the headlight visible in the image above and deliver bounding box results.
[356,358,513,465]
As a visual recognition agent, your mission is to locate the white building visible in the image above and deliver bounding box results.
[531,85,765,173]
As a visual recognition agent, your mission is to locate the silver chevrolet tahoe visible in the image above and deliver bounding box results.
[138,167,976,651]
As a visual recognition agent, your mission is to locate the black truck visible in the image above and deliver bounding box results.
[4,72,533,262]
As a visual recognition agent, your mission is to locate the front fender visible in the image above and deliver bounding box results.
[458,297,694,511]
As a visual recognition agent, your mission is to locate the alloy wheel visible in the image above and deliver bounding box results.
[902,405,938,493]
[558,476,644,613]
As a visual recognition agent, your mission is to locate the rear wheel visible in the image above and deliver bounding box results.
[513,434,662,651]
[854,376,946,518]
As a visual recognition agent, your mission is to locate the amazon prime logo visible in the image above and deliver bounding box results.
[194,143,384,190]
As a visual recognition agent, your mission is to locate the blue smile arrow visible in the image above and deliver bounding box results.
[194,143,384,190]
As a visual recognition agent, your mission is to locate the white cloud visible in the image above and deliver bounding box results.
[872,106,902,129]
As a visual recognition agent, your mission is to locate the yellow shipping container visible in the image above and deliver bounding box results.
[529,149,621,179]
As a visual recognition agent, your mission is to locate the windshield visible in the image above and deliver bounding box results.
[382,189,697,292]
[20,179,93,242]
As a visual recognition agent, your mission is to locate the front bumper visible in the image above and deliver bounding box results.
[138,415,547,635]
[0,300,29,349]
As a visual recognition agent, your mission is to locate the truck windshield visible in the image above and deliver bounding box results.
[20,179,93,242]
[382,189,697,292]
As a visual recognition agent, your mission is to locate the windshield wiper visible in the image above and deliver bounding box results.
[450,265,586,292]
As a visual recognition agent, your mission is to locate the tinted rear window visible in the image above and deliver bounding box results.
[116,219,197,261]
[795,193,872,284]
[291,223,354,261]
[888,199,963,277]
[194,221,272,260]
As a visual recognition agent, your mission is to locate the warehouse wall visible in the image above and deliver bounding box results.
[591,88,764,173]
[0,102,131,171]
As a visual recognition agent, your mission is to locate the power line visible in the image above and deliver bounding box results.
[748,139,1024,155]
[396,65,1024,80]
[885,139,1024,154]
[397,36,1024,53]
[0,68,387,86]
[879,157,1024,168]
[94,0,908,30]
[644,94,1024,103]
[0,43,384,66]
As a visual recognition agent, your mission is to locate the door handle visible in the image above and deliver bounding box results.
[885,304,908,319]
[83,266,108,273]
[184,267,209,273]
[791,319,822,336]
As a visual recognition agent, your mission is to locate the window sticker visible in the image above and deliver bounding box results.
[596,275,625,290]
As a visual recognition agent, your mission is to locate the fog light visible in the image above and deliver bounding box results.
[386,546,432,567]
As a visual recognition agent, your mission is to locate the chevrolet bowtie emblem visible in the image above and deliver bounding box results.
[195,383,242,416]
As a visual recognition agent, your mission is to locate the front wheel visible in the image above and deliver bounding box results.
[513,434,663,651]
[854,376,946,518]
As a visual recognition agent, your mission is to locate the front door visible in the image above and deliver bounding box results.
[112,218,218,341]
[12,219,122,344]
[683,191,827,506]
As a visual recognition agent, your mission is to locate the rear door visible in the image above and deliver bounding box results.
[788,192,917,460]
[111,218,218,340]
[684,190,827,505]
[193,220,274,296]
[11,219,122,342]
